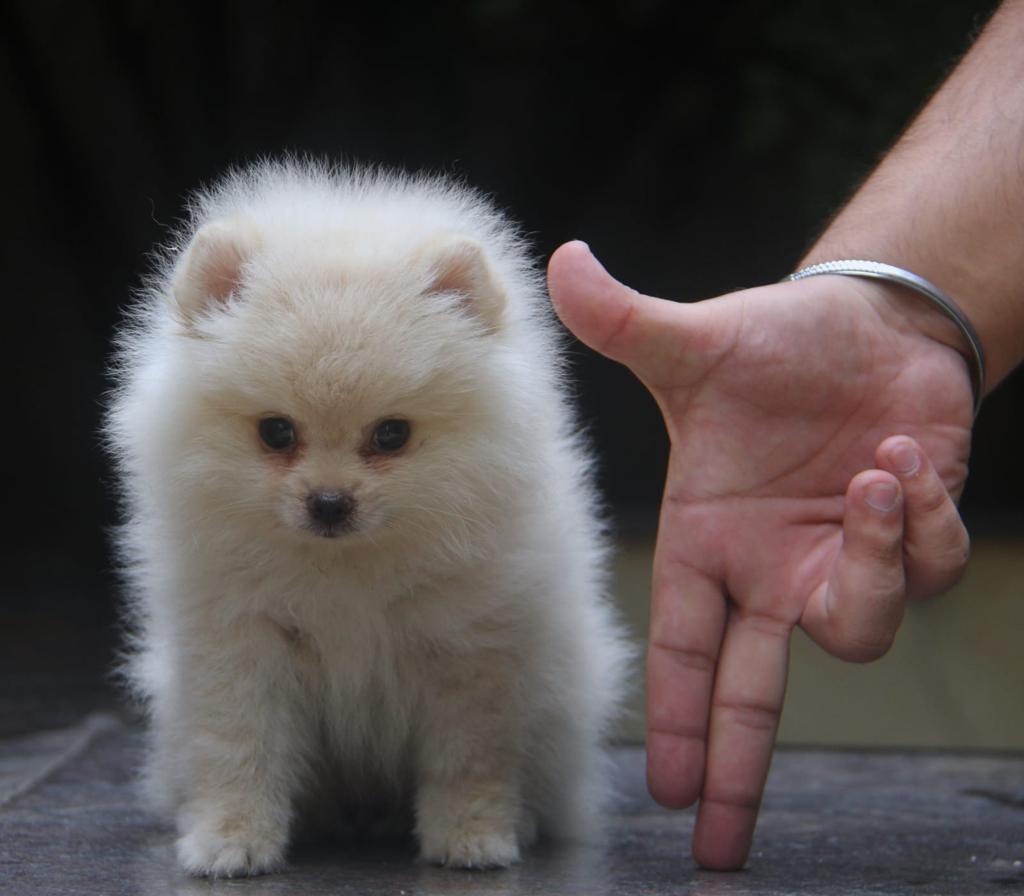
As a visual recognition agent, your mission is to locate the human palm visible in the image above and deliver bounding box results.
[547,242,973,870]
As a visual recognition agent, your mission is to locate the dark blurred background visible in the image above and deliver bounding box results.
[2,0,1020,739]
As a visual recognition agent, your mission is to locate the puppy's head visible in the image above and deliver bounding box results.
[168,217,519,553]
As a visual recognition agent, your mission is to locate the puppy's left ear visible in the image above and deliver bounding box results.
[421,235,505,332]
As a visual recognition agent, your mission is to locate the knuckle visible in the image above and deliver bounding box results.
[873,537,903,566]
[943,538,971,576]
[650,641,717,675]
[833,630,895,664]
[906,473,952,517]
[647,722,706,743]
[905,521,970,597]
[738,611,791,641]
[907,540,971,599]
[701,791,762,812]
[713,701,779,733]
[856,529,903,567]
[825,597,903,663]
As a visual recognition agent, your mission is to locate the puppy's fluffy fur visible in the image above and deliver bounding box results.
[106,161,629,877]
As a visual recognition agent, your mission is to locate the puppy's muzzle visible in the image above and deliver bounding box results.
[305,489,357,537]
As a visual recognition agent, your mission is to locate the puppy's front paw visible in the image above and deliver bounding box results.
[418,810,521,870]
[176,813,287,878]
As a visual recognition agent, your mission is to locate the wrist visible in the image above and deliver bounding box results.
[801,227,1021,393]
[789,260,984,413]
[783,273,976,417]
[843,276,973,361]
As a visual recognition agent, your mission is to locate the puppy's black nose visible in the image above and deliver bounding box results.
[306,490,356,530]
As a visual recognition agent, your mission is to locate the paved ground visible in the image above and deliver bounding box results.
[1,712,1022,895]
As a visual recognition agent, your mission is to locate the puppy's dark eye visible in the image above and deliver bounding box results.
[370,419,410,454]
[259,417,297,451]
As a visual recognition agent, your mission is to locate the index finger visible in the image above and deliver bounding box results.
[646,544,727,809]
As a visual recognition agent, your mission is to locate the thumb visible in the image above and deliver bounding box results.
[547,241,697,382]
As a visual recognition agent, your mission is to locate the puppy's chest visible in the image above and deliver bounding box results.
[269,610,422,732]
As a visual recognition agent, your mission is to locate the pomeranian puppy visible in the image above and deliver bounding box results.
[106,161,630,878]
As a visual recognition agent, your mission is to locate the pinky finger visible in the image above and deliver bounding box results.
[877,435,970,600]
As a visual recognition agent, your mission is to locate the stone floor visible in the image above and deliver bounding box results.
[1,712,1022,895]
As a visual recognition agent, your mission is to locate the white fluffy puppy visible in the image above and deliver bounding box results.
[106,162,629,877]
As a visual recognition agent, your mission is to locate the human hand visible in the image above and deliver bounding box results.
[547,241,974,869]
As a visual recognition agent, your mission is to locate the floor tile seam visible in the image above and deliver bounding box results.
[0,713,123,810]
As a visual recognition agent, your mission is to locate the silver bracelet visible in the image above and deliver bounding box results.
[786,260,985,417]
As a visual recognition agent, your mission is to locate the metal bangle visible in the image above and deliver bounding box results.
[786,260,985,417]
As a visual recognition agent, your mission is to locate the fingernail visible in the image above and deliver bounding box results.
[865,482,899,512]
[574,239,591,252]
[890,442,921,477]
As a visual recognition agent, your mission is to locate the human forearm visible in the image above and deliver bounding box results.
[803,0,1024,388]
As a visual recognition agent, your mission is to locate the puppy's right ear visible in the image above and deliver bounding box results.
[170,220,261,325]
